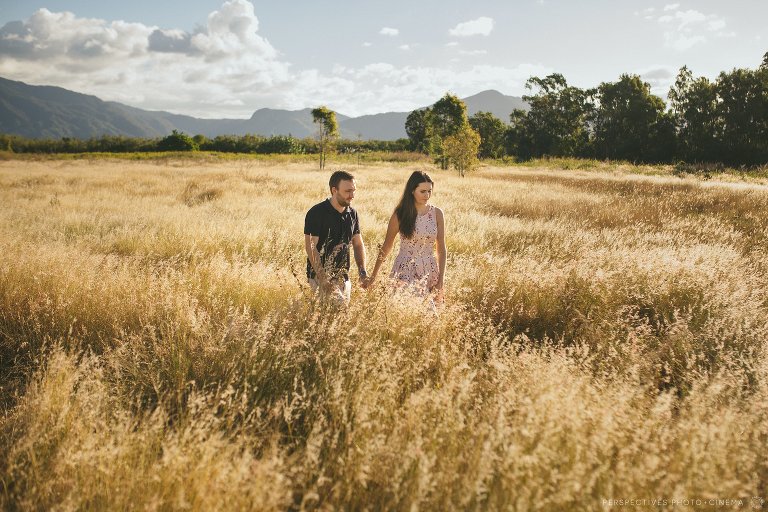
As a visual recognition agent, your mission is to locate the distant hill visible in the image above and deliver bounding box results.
[0,77,177,139]
[463,89,527,121]
[0,76,527,140]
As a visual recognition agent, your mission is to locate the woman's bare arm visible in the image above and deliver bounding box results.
[435,207,447,291]
[369,212,400,284]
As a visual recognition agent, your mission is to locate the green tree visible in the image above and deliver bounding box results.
[591,74,672,162]
[714,63,768,165]
[668,66,719,162]
[523,74,592,158]
[505,109,535,161]
[192,134,208,149]
[427,93,470,169]
[311,106,339,170]
[443,124,481,177]
[157,130,199,151]
[469,111,507,159]
[258,135,305,154]
[405,108,431,152]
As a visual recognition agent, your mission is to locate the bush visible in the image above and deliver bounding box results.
[157,130,199,152]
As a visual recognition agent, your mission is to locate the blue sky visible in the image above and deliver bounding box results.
[0,0,765,118]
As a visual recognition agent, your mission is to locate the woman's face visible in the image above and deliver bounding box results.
[412,182,433,206]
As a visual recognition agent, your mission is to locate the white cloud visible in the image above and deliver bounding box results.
[459,50,488,55]
[189,0,276,62]
[448,17,494,37]
[379,27,399,36]
[707,19,726,31]
[399,44,410,50]
[666,33,706,51]
[0,2,547,118]
[0,1,292,117]
[652,6,731,51]
[320,62,550,115]
[638,66,676,95]
[362,42,372,47]
[445,42,459,47]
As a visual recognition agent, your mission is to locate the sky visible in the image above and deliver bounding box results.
[0,0,765,118]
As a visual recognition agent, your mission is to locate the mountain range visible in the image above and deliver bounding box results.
[0,76,527,141]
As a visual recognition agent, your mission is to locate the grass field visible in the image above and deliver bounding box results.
[1,157,767,511]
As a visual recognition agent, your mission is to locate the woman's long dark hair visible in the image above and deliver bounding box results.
[394,171,434,238]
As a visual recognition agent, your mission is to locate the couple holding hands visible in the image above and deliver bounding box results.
[304,170,446,304]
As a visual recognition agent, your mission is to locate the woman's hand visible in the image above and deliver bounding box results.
[432,280,445,304]
[363,274,377,290]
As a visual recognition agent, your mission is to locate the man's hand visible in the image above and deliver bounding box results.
[317,276,334,293]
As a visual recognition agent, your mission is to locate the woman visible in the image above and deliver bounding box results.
[368,171,446,300]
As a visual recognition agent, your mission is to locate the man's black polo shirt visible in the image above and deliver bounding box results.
[304,198,360,280]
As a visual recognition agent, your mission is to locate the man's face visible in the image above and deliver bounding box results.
[332,179,356,207]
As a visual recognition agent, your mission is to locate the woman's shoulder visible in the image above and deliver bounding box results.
[432,205,444,218]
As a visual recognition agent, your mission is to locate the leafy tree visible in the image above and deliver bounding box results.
[311,106,339,170]
[405,108,431,152]
[157,130,198,151]
[258,135,305,154]
[591,74,672,162]
[426,93,470,169]
[443,124,481,177]
[522,74,592,158]
[499,74,591,160]
[429,93,467,138]
[469,111,507,159]
[1,135,13,152]
[192,134,208,148]
[714,64,768,165]
[505,109,535,161]
[668,66,719,162]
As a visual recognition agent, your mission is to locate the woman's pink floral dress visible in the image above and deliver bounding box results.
[391,205,439,293]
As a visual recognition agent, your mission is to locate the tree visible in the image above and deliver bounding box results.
[311,106,338,170]
[498,74,592,160]
[405,108,431,152]
[668,66,719,161]
[522,74,592,158]
[426,93,470,169]
[591,74,672,162]
[469,111,507,159]
[258,135,305,154]
[714,65,768,165]
[505,109,535,161]
[443,124,481,177]
[157,130,198,151]
[192,134,208,148]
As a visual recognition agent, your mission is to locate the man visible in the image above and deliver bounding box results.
[304,170,369,303]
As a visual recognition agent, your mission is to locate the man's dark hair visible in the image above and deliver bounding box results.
[329,170,355,191]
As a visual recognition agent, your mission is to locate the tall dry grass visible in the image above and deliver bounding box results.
[1,158,767,511]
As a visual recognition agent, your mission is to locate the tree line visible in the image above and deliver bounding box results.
[3,54,765,167]
[408,53,768,167]
[0,130,410,155]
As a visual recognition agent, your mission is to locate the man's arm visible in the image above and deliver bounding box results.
[304,234,327,284]
[351,233,368,284]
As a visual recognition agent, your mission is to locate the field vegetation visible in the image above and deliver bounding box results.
[1,156,767,510]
